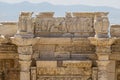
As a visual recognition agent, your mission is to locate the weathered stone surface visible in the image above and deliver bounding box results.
[0,12,119,80]
[111,25,120,37]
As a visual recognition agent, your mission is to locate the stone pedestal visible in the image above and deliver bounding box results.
[89,37,116,80]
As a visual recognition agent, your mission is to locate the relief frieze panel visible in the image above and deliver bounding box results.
[34,17,94,37]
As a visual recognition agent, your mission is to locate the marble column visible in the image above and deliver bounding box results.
[89,37,116,80]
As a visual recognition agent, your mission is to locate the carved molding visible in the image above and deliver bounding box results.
[62,61,92,68]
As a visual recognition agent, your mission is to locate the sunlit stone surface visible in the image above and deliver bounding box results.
[0,12,119,80]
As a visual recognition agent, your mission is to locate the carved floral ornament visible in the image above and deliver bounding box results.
[88,37,116,46]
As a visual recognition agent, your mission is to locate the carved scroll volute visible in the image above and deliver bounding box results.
[18,12,33,34]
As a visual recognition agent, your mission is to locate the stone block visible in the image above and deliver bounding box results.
[110,25,120,37]
[38,38,71,44]
[54,51,70,59]
[36,61,57,67]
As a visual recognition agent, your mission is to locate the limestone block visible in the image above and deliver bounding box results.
[55,44,74,52]
[20,72,30,80]
[107,61,115,73]
[38,38,71,44]
[54,51,70,59]
[19,54,32,61]
[0,53,18,59]
[63,60,92,67]
[19,60,31,71]
[72,38,90,45]
[72,12,94,17]
[110,53,120,60]
[110,25,120,37]
[35,45,55,51]
[108,72,115,80]
[36,12,54,18]
[70,53,97,60]
[39,51,54,59]
[36,61,57,67]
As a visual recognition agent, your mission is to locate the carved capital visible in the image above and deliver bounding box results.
[88,37,116,46]
[18,46,32,55]
[10,37,39,46]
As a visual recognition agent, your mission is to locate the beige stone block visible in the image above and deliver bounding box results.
[54,51,70,59]
[63,60,92,67]
[20,72,30,80]
[55,44,74,52]
[39,51,54,59]
[38,38,71,44]
[107,61,115,72]
[19,54,32,61]
[0,53,18,59]
[36,61,57,67]
[72,38,90,45]
[110,25,120,37]
[35,44,55,51]
[108,72,115,80]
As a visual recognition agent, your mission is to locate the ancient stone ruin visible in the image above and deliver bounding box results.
[0,12,119,80]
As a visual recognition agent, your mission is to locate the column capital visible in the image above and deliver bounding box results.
[18,46,33,55]
[10,36,39,46]
[88,37,116,47]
